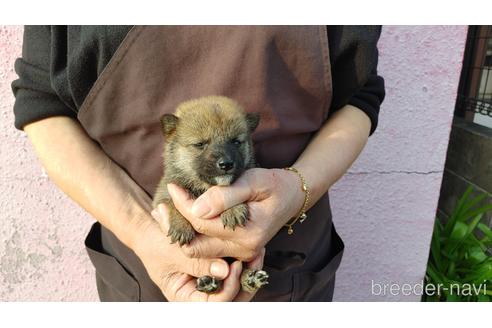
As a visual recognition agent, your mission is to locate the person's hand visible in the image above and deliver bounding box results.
[161,167,305,262]
[132,215,261,301]
[153,204,266,302]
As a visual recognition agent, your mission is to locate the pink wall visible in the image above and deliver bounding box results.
[0,26,467,301]
[332,26,468,301]
[0,25,98,301]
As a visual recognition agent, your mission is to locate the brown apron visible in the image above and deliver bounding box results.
[79,26,344,302]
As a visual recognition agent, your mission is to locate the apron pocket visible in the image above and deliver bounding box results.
[252,251,306,301]
[252,266,295,302]
[85,222,141,301]
[291,226,344,301]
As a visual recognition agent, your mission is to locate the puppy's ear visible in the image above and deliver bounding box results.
[245,113,260,132]
[160,114,179,136]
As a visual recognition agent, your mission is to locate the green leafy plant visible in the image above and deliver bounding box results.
[423,186,492,301]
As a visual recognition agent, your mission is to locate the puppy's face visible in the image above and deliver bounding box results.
[161,97,259,186]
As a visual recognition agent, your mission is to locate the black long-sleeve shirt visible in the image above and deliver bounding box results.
[12,26,385,134]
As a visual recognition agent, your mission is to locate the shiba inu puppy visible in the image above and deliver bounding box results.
[153,96,268,294]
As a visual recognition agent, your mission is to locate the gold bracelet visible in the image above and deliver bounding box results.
[283,167,310,235]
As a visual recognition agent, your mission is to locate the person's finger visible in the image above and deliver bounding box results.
[171,274,210,302]
[191,176,253,219]
[166,183,195,218]
[245,247,266,270]
[234,248,266,302]
[187,200,269,241]
[151,203,170,234]
[168,183,233,238]
[153,203,235,262]
[176,254,230,280]
[152,204,229,279]
[167,273,195,301]
[181,234,257,262]
[208,260,243,302]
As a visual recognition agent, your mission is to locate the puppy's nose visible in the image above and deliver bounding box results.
[217,159,234,172]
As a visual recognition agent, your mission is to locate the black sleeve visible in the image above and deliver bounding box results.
[11,26,76,130]
[328,26,385,135]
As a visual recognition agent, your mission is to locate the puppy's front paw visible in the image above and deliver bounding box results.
[168,217,195,245]
[220,203,249,230]
[240,269,269,293]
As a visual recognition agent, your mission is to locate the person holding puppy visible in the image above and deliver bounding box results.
[12,26,385,301]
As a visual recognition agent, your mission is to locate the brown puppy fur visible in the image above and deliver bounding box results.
[153,96,268,293]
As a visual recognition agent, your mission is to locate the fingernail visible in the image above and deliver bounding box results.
[192,197,210,218]
[210,261,228,278]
